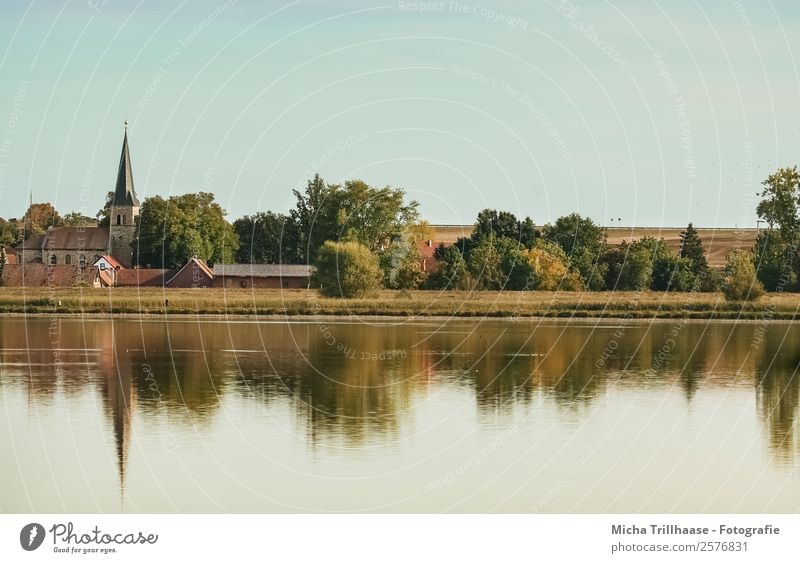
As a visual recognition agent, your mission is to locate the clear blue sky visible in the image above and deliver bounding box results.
[0,0,798,227]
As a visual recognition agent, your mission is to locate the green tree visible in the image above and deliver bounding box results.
[0,245,6,282]
[427,244,470,290]
[722,249,764,302]
[136,192,239,269]
[543,213,608,290]
[473,209,537,248]
[291,175,419,262]
[753,229,798,291]
[291,174,336,263]
[606,237,673,291]
[757,167,800,236]
[618,243,654,290]
[379,235,425,290]
[234,211,300,264]
[679,223,710,279]
[652,253,697,292]
[96,191,114,227]
[0,218,19,246]
[62,212,97,226]
[467,236,503,290]
[313,240,383,298]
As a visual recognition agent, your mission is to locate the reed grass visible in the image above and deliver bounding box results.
[0,287,798,319]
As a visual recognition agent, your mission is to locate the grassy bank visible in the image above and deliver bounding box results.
[0,287,798,319]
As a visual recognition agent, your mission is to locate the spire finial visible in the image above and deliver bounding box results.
[124,119,128,130]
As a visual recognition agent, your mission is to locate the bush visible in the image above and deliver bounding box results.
[652,253,697,292]
[722,249,764,302]
[313,240,383,298]
[426,244,471,290]
[379,237,425,290]
[753,230,799,291]
[523,240,583,291]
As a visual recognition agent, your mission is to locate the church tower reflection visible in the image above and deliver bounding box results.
[96,321,135,501]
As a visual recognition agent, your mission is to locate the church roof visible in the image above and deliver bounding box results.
[112,126,140,207]
[16,234,44,250]
[41,226,109,250]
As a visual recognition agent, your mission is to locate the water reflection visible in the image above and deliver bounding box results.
[0,316,798,510]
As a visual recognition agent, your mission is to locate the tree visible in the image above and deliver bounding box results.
[523,240,582,290]
[467,235,507,290]
[96,191,114,227]
[427,244,470,290]
[754,229,798,291]
[0,218,19,246]
[0,246,6,282]
[722,249,764,302]
[291,174,335,263]
[651,253,697,292]
[62,212,97,226]
[379,235,425,290]
[21,203,62,235]
[757,167,800,236]
[233,212,300,264]
[135,192,239,269]
[679,223,710,278]
[313,240,383,298]
[543,213,608,290]
[291,175,419,262]
[472,209,537,248]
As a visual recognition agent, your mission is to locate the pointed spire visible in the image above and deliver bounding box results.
[112,121,140,207]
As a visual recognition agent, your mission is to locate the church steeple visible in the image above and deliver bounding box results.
[112,121,139,207]
[109,121,141,267]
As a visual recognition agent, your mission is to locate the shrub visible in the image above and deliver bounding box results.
[652,253,697,292]
[313,240,383,298]
[426,244,471,290]
[523,240,583,291]
[722,249,764,302]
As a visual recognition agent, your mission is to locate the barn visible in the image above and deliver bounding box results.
[212,264,312,289]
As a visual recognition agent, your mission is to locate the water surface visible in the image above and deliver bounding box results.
[0,316,798,512]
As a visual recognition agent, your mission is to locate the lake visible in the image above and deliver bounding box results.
[0,316,798,513]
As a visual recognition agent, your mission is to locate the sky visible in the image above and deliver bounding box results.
[0,0,798,227]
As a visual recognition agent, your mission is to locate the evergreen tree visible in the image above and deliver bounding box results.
[679,223,708,274]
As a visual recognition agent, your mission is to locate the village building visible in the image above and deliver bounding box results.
[212,264,313,289]
[1,246,17,264]
[166,257,214,288]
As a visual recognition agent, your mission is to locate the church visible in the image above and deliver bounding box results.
[16,124,140,268]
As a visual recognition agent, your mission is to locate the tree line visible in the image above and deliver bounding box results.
[3,166,799,301]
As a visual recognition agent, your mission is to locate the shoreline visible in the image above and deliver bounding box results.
[1,312,799,323]
[0,287,798,321]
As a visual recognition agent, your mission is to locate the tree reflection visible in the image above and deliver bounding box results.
[2,315,798,493]
[754,323,800,464]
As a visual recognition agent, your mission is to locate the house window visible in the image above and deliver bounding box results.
[49,255,57,265]
[116,214,121,225]
[79,255,86,268]
[122,215,126,225]
[240,279,247,288]
[65,255,71,265]
[99,263,106,270]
